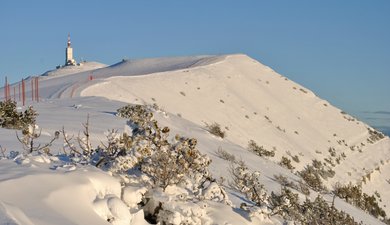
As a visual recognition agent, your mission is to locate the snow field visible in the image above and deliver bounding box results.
[0,54,389,224]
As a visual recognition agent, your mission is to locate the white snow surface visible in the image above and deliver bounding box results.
[42,61,107,77]
[0,54,389,224]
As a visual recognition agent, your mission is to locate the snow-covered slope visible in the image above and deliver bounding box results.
[42,61,107,77]
[0,54,389,225]
[82,54,390,198]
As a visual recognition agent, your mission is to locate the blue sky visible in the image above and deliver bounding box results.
[1,0,389,133]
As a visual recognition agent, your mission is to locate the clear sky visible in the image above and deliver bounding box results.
[1,0,389,134]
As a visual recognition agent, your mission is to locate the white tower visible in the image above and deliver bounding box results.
[65,34,76,66]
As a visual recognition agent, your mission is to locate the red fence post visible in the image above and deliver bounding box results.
[7,83,10,101]
[22,79,25,106]
[36,77,39,102]
[4,76,8,101]
[31,78,34,101]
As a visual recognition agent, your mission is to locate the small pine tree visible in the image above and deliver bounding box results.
[231,161,268,206]
[0,100,37,129]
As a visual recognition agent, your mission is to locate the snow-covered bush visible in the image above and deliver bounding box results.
[111,106,213,192]
[269,187,300,220]
[247,140,275,157]
[270,188,360,224]
[216,146,236,162]
[59,104,231,224]
[230,161,269,207]
[117,104,153,129]
[205,122,225,138]
[299,159,334,192]
[229,160,357,223]
[77,115,93,156]
[230,160,360,225]
[16,124,58,154]
[110,104,231,223]
[279,156,295,170]
[0,100,37,129]
[298,164,326,192]
[334,182,387,221]
[142,135,212,191]
[273,174,310,196]
[230,162,303,222]
[367,128,385,144]
[297,195,359,225]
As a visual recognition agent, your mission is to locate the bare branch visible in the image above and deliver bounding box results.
[0,145,6,158]
[62,127,84,157]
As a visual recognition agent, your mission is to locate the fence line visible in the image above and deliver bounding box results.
[3,77,40,106]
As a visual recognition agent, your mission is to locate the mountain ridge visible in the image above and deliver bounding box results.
[0,53,389,224]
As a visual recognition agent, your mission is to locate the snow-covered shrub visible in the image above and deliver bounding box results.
[205,122,225,138]
[0,100,37,129]
[273,175,310,196]
[117,104,153,128]
[229,160,359,224]
[291,155,300,163]
[298,195,359,225]
[297,180,311,196]
[58,104,230,224]
[21,106,38,127]
[240,204,273,223]
[299,159,335,192]
[269,187,300,220]
[77,115,93,156]
[16,124,58,154]
[269,192,360,224]
[279,156,295,170]
[141,135,212,191]
[0,100,22,129]
[247,140,275,157]
[367,128,385,144]
[273,174,295,188]
[110,104,230,223]
[334,182,387,220]
[298,164,326,192]
[201,182,232,205]
[61,116,97,162]
[230,162,304,222]
[230,161,269,207]
[106,118,212,193]
[216,146,236,162]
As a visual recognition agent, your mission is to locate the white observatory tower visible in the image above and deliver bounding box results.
[65,34,76,66]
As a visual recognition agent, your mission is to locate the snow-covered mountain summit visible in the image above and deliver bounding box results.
[42,61,107,77]
[0,54,389,225]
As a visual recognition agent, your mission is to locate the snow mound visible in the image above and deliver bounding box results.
[41,61,107,77]
[99,55,223,77]
[93,195,132,225]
